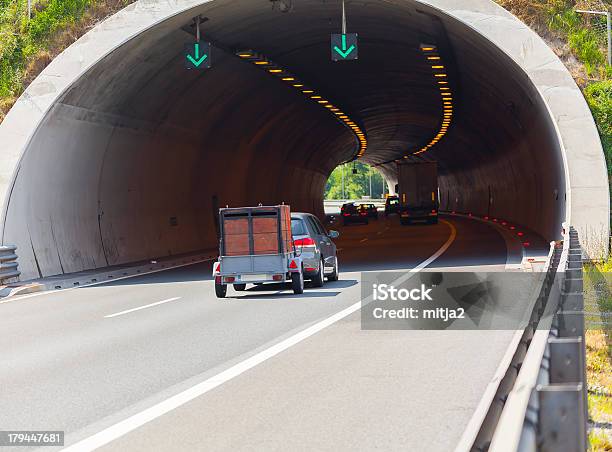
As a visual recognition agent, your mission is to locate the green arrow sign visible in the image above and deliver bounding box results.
[331,33,358,61]
[185,42,211,69]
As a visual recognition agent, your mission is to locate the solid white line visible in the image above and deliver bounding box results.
[359,238,369,243]
[0,256,216,304]
[61,221,457,452]
[104,297,182,318]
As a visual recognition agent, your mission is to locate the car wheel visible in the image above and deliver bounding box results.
[233,283,247,291]
[312,259,324,287]
[215,283,227,298]
[328,256,339,281]
[291,271,304,294]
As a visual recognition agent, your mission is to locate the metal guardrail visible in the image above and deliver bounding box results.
[468,224,587,452]
[0,245,20,283]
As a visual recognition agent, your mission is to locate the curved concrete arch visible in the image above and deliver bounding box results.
[0,0,608,280]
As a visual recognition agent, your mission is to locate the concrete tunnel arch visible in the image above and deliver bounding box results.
[0,0,608,280]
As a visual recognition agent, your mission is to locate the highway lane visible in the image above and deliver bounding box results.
[0,214,538,451]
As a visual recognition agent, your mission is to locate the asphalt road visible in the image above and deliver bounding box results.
[0,214,545,451]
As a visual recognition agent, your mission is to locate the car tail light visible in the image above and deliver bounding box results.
[517,232,524,237]
[289,260,298,269]
[360,212,367,216]
[343,213,350,217]
[273,274,283,281]
[484,216,489,220]
[295,237,316,247]
[523,242,530,247]
[224,276,235,283]
[509,226,516,230]
[431,210,437,213]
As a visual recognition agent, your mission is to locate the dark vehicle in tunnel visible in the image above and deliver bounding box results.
[213,205,304,297]
[359,203,378,219]
[385,196,400,216]
[291,213,339,285]
[397,161,439,225]
[341,203,369,225]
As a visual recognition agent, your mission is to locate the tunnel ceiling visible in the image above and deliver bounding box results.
[61,0,547,174]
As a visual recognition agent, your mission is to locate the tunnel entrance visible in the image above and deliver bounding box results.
[1,0,607,281]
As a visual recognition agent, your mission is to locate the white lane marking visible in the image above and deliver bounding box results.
[0,257,216,304]
[61,221,457,452]
[359,238,368,243]
[104,297,182,318]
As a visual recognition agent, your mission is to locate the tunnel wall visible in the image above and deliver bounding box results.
[0,0,609,280]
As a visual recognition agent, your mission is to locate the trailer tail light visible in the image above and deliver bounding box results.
[215,276,222,284]
[224,276,235,283]
[289,260,298,269]
[273,274,283,281]
[294,237,316,247]
[213,262,221,274]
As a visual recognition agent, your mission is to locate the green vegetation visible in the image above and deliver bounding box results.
[325,162,387,200]
[0,0,133,120]
[584,260,612,449]
[498,0,612,181]
[585,81,612,177]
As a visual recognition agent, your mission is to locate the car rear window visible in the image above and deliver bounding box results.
[291,218,307,236]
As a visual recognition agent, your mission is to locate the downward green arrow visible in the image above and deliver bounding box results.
[187,43,208,67]
[334,34,355,59]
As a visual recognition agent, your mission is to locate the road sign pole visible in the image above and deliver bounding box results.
[342,0,346,35]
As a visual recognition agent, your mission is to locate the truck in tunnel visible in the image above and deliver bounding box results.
[397,161,439,225]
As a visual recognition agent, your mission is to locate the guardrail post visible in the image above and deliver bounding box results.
[537,384,586,452]
[0,245,20,284]
[549,338,583,383]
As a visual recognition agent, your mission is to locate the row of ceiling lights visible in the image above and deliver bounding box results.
[410,44,453,156]
[235,49,367,160]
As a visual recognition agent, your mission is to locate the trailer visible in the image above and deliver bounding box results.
[212,205,304,298]
[396,161,439,225]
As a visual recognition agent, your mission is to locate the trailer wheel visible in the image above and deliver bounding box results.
[233,283,247,291]
[291,271,304,295]
[215,283,227,298]
[312,260,324,288]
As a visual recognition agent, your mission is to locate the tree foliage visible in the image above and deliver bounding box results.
[325,162,388,200]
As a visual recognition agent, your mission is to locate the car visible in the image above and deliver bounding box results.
[341,203,369,225]
[291,213,340,286]
[384,196,400,215]
[359,203,378,219]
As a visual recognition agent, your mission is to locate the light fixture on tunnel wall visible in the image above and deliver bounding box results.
[235,49,367,160]
[412,44,454,156]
